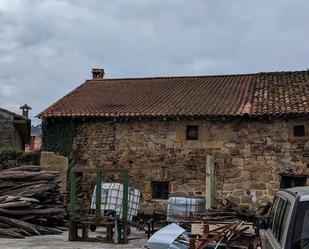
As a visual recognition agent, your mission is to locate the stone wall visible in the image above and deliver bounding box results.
[0,111,14,148]
[40,151,69,193]
[0,111,23,150]
[12,126,23,150]
[44,117,309,213]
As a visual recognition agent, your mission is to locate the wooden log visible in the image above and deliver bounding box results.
[0,182,15,188]
[0,207,65,215]
[18,197,40,203]
[0,195,8,203]
[0,201,31,209]
[0,171,44,180]
[2,165,42,172]
[0,180,48,196]
[20,215,36,221]
[34,225,63,235]
[19,229,32,236]
[28,173,60,181]
[0,183,56,197]
[0,165,66,238]
[0,216,40,235]
[2,196,21,203]
[0,228,24,238]
[0,221,11,228]
[0,196,39,205]
[54,226,68,231]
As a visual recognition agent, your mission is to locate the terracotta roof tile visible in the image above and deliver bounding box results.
[38,70,309,119]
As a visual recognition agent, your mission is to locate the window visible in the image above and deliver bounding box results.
[294,125,305,137]
[186,125,198,140]
[269,196,292,245]
[299,210,309,249]
[280,174,307,189]
[293,202,309,249]
[272,198,286,240]
[269,197,291,244]
[279,201,291,244]
[268,197,279,230]
[151,181,169,199]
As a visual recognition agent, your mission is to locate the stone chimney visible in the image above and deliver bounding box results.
[20,104,32,118]
[92,68,105,79]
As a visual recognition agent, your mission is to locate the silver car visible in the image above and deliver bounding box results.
[263,186,309,249]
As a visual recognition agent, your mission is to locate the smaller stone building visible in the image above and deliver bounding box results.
[0,107,31,150]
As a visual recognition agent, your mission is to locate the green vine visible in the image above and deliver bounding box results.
[42,118,80,157]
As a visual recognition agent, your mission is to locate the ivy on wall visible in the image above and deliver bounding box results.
[42,118,80,157]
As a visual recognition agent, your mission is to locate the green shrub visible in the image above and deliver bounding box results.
[0,147,40,165]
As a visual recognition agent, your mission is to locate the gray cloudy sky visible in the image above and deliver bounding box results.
[1,0,309,124]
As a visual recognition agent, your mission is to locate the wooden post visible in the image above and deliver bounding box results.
[122,169,129,221]
[95,170,102,220]
[69,169,77,219]
[206,156,216,209]
[189,238,196,249]
[203,224,209,238]
[68,221,78,241]
[82,224,89,240]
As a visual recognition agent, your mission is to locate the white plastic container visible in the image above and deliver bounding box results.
[91,182,140,222]
[167,196,205,222]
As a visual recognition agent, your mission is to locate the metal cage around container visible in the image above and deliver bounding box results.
[91,182,140,222]
[167,196,205,222]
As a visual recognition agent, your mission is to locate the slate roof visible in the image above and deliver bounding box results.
[38,70,309,119]
[0,107,28,120]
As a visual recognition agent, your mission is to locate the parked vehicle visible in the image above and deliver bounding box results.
[262,186,309,249]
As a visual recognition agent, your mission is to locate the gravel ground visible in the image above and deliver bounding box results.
[0,229,147,249]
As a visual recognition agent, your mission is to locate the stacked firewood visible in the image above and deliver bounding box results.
[0,165,66,238]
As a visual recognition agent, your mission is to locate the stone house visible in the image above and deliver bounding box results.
[38,69,309,212]
[0,106,31,150]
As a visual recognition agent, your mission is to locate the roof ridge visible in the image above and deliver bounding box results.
[87,69,309,82]
[87,73,255,81]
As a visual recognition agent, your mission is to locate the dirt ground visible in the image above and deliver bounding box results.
[0,228,147,249]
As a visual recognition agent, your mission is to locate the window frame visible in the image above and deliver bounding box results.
[294,125,306,137]
[280,174,307,189]
[151,181,170,200]
[186,125,199,140]
[268,196,279,230]
[272,197,291,243]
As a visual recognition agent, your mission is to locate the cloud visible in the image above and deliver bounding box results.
[0,0,309,123]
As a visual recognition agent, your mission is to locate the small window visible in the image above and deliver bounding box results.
[151,181,169,199]
[280,175,307,189]
[186,125,198,140]
[294,125,305,137]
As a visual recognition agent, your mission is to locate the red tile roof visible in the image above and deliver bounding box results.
[38,70,309,119]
